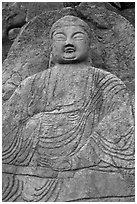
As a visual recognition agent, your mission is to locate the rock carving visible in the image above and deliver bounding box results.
[2,15,134,202]
[2,5,135,103]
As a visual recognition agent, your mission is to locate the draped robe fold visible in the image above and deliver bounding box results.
[2,66,134,201]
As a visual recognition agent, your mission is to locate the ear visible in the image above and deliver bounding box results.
[49,39,53,53]
[48,42,55,68]
[49,52,55,68]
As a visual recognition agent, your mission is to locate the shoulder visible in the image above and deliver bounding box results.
[3,69,51,107]
[88,66,127,93]
[13,69,51,96]
[88,67,133,120]
[20,69,50,88]
[88,67,131,112]
[89,66,125,85]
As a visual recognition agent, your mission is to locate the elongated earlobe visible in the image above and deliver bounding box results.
[48,46,55,68]
[49,52,55,67]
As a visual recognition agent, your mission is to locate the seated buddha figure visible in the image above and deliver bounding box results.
[2,15,134,202]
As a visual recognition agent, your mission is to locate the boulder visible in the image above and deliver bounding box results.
[2,2,27,61]
[2,4,135,202]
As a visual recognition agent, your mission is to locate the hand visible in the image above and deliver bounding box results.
[51,158,72,171]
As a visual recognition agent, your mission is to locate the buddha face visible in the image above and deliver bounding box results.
[51,25,90,64]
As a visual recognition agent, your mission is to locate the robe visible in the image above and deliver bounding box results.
[2,65,134,201]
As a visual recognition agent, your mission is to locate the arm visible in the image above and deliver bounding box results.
[91,90,134,170]
[70,75,134,173]
[2,70,49,164]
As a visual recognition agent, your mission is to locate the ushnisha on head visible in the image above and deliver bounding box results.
[50,15,91,65]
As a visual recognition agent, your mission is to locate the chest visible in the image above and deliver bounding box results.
[47,70,89,107]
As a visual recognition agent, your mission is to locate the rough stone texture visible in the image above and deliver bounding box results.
[2,2,27,40]
[77,3,135,90]
[104,3,135,27]
[8,28,21,41]
[78,2,135,27]
[2,65,135,201]
[120,8,135,27]
[2,3,134,103]
[2,2,27,62]
[20,2,64,22]
[2,2,65,62]
[2,9,135,202]
[63,2,81,8]
[2,2,135,63]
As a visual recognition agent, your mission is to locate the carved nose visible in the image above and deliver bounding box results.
[65,37,73,45]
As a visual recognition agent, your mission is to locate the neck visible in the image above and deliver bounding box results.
[55,61,90,69]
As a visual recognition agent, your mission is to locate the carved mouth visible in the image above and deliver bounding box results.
[64,47,76,53]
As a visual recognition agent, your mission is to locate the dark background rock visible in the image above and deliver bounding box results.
[105,2,135,26]
[2,2,27,62]
[109,2,135,10]
[2,3,134,102]
[63,2,81,8]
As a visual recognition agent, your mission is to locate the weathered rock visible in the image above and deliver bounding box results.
[2,66,135,201]
[8,28,21,41]
[2,3,65,62]
[77,2,134,93]
[2,38,13,63]
[2,8,78,101]
[3,2,134,63]
[2,2,27,61]
[2,14,135,202]
[120,8,135,27]
[103,3,135,27]
[2,3,134,102]
[2,2,15,9]
[78,2,135,27]
[63,2,81,8]
[110,2,135,10]
[21,2,64,22]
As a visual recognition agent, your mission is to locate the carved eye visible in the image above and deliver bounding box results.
[73,33,85,40]
[53,33,66,41]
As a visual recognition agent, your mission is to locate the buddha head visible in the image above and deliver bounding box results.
[50,15,91,65]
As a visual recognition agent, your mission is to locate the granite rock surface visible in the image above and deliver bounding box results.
[2,2,135,62]
[3,65,135,201]
[2,4,135,202]
[2,2,64,62]
[2,2,27,62]
[2,3,134,102]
